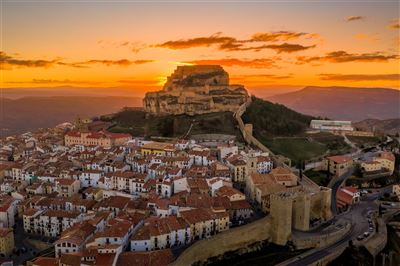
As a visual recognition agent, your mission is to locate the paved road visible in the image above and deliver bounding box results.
[330,168,354,215]
[364,185,394,201]
[286,201,376,266]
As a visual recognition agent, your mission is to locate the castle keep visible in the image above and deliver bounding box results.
[143,65,249,115]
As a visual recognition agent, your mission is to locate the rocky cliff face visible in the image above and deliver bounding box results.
[143,65,249,115]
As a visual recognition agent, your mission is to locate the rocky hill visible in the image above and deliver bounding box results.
[353,118,400,135]
[143,65,249,115]
[104,109,242,139]
[106,97,351,164]
[106,96,315,139]
[267,86,400,121]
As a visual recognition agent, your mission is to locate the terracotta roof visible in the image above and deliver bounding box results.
[216,186,243,198]
[180,208,228,224]
[230,200,252,210]
[257,156,272,163]
[32,257,59,266]
[270,167,298,182]
[56,222,96,246]
[327,155,352,164]
[379,151,395,162]
[44,209,81,219]
[94,220,133,238]
[96,196,131,210]
[342,186,358,194]
[336,189,353,205]
[59,253,82,266]
[187,178,209,191]
[0,196,16,212]
[0,228,13,238]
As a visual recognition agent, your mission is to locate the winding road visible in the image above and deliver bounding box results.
[285,201,377,266]
[330,168,354,214]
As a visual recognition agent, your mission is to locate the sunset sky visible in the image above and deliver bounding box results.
[1,0,399,95]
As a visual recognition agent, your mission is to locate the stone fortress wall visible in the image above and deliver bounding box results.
[143,65,249,116]
[171,216,272,266]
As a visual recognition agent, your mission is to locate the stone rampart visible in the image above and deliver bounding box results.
[292,222,351,249]
[171,216,272,266]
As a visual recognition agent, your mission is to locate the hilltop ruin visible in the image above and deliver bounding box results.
[143,65,249,115]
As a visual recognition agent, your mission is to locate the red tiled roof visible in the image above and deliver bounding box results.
[342,186,358,194]
[327,155,352,164]
[336,189,353,205]
[32,257,59,266]
[216,186,243,198]
[0,228,13,238]
[379,151,395,162]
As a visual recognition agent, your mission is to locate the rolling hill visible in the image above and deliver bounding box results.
[267,86,400,121]
[353,118,400,135]
[1,96,142,136]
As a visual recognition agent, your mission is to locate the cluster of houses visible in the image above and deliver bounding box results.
[3,124,394,265]
[0,128,278,265]
[320,151,396,212]
[322,151,395,179]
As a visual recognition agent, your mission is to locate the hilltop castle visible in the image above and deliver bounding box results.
[143,65,249,115]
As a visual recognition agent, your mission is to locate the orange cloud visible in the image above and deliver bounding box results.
[297,51,399,64]
[388,19,400,29]
[345,16,365,22]
[155,31,317,52]
[187,58,277,68]
[0,51,154,69]
[319,73,400,81]
[75,59,154,67]
[155,33,237,50]
[250,31,308,42]
[0,51,59,70]
[262,43,316,53]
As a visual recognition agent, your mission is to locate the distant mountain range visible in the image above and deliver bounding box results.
[353,118,400,135]
[267,86,400,121]
[2,86,398,137]
[1,96,142,136]
[1,86,147,99]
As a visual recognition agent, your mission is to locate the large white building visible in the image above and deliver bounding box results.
[310,120,354,132]
[23,209,83,237]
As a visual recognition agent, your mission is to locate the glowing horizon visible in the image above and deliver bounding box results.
[1,1,399,92]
